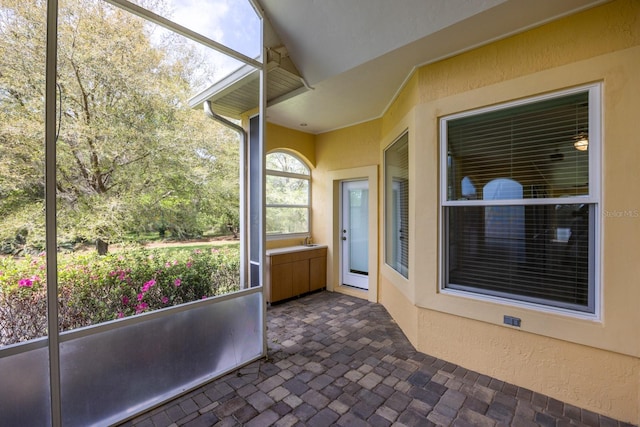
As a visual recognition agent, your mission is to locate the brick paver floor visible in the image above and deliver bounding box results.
[119,291,636,427]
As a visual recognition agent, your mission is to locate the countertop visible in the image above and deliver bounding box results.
[266,244,327,256]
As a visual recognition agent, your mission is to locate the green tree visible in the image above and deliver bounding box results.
[0,0,239,253]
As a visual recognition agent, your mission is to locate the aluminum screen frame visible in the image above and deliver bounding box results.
[57,288,263,427]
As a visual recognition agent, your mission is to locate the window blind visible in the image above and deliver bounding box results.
[442,88,596,313]
[385,132,409,278]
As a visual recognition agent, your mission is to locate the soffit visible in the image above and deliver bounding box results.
[193,0,608,134]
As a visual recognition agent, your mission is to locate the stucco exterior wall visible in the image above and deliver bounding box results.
[379,0,640,422]
[264,0,640,421]
[314,121,381,298]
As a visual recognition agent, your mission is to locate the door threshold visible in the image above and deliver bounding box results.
[335,284,369,300]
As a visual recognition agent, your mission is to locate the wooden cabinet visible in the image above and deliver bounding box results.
[309,256,326,292]
[266,246,327,303]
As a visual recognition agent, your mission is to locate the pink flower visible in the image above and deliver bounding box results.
[186,261,193,268]
[117,312,124,319]
[122,296,129,305]
[194,249,202,254]
[161,296,169,304]
[30,275,41,282]
[18,278,33,288]
[172,260,178,266]
[137,293,144,301]
[141,279,156,292]
[201,295,207,299]
[174,278,181,287]
[165,262,172,268]
[38,251,46,257]
[135,302,149,314]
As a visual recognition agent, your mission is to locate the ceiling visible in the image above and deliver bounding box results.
[192,0,608,134]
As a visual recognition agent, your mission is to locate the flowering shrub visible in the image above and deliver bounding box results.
[0,247,240,346]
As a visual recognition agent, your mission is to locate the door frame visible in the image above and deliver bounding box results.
[328,166,378,302]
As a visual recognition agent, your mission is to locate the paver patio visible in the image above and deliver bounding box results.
[119,291,635,427]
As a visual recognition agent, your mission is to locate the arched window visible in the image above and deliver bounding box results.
[266,151,311,237]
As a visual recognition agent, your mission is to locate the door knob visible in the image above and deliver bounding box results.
[342,237,347,240]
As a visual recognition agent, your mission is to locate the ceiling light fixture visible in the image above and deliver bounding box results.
[573,134,589,151]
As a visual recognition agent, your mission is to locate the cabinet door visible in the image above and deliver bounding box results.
[309,256,327,291]
[271,263,293,302]
[292,259,310,296]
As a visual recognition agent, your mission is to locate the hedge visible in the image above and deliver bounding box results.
[0,247,240,346]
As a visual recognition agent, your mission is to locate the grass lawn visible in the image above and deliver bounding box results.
[151,240,239,254]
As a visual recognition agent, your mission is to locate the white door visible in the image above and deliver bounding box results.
[341,180,369,289]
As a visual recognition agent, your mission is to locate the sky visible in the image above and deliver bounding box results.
[168,0,261,59]
[132,0,261,88]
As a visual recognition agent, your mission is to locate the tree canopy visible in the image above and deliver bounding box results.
[0,0,240,253]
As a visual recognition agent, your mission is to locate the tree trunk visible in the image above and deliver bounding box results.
[96,239,108,255]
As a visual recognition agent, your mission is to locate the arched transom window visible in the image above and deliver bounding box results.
[266,151,311,237]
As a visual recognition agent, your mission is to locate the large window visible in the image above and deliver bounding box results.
[385,132,409,278]
[266,151,310,237]
[440,85,599,314]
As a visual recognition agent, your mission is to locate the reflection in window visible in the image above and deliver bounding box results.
[461,176,476,199]
[385,133,409,278]
[266,152,310,236]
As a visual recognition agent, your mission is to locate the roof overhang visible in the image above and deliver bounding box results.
[189,46,308,118]
[191,0,610,133]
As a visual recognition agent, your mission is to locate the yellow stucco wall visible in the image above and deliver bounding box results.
[264,0,640,421]
[265,122,316,167]
[384,0,640,422]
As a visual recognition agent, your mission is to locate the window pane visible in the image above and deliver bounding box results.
[266,207,309,235]
[0,0,48,346]
[446,203,592,311]
[266,152,310,175]
[266,175,309,205]
[447,92,590,201]
[52,0,240,329]
[59,291,262,426]
[127,0,260,59]
[385,133,409,278]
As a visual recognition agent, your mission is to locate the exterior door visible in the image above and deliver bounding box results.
[341,180,369,289]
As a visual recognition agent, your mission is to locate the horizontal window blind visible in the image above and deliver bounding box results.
[447,92,589,201]
[446,203,592,311]
[385,133,409,278]
[441,87,597,313]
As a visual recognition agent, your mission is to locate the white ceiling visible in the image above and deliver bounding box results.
[250,0,607,134]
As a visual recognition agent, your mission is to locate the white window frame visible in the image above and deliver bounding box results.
[265,151,311,239]
[439,84,601,317]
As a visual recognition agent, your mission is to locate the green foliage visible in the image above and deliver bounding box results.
[0,246,240,346]
[265,152,310,235]
[0,0,240,253]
